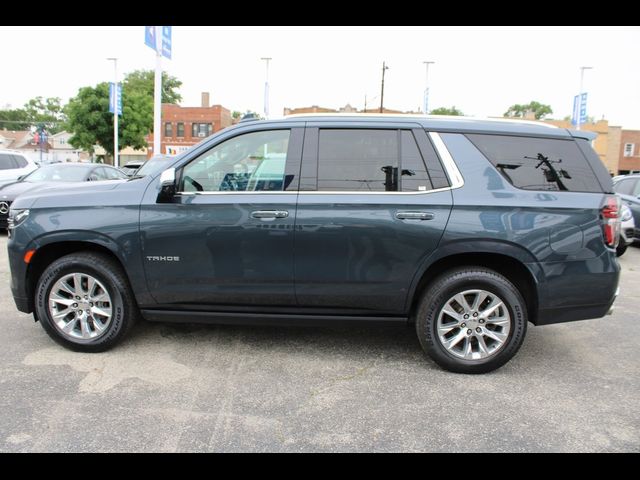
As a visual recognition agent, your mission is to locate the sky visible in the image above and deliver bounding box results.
[1,26,639,129]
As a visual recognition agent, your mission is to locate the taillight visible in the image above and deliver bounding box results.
[601,195,621,249]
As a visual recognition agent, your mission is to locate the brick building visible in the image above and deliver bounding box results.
[619,130,640,174]
[283,104,420,116]
[148,92,231,158]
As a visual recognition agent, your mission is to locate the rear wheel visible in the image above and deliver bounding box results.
[34,252,138,352]
[616,240,628,257]
[415,267,527,374]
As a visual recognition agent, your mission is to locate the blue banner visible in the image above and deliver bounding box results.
[579,92,588,125]
[109,82,122,116]
[144,26,156,50]
[145,26,172,59]
[571,92,588,126]
[571,95,579,126]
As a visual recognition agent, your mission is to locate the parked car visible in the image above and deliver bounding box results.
[612,173,640,241]
[617,203,635,256]
[6,115,620,374]
[0,162,127,229]
[120,160,146,177]
[0,150,38,188]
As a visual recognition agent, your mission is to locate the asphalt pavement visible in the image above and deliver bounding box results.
[1,231,638,452]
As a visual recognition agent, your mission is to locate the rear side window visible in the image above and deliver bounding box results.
[401,130,432,192]
[613,178,636,196]
[466,134,603,192]
[318,129,398,191]
[0,153,17,170]
[13,155,28,168]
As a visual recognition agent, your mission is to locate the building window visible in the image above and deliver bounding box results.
[177,123,184,137]
[624,143,635,157]
[192,123,212,139]
[164,122,173,137]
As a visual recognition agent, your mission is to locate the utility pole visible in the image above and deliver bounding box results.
[379,61,389,113]
[423,61,435,114]
[107,57,119,167]
[261,57,272,119]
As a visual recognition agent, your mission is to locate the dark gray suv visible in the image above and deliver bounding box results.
[6,115,621,373]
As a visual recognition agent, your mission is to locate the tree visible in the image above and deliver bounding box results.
[0,108,30,130]
[430,106,464,116]
[0,96,66,133]
[122,70,182,104]
[504,101,553,120]
[64,70,182,160]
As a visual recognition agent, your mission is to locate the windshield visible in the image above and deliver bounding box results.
[23,165,89,182]
[135,155,174,177]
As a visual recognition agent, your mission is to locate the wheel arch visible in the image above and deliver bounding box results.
[407,241,541,325]
[25,238,129,313]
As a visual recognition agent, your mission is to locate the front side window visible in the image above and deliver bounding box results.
[181,130,290,192]
[467,134,602,193]
[317,129,398,191]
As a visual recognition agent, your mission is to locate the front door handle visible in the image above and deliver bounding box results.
[395,211,435,220]
[251,210,289,219]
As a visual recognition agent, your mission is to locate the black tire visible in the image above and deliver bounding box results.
[415,267,527,374]
[616,241,628,257]
[34,251,138,352]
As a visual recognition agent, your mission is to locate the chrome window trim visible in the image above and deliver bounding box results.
[428,131,464,189]
[175,131,464,196]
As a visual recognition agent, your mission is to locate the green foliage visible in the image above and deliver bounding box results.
[65,70,182,159]
[0,96,66,133]
[0,108,30,130]
[123,70,182,104]
[504,101,553,120]
[64,83,113,155]
[430,106,464,116]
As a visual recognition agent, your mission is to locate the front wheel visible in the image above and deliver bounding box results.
[34,252,138,352]
[415,267,527,374]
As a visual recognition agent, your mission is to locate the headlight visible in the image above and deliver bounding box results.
[7,208,30,229]
[621,205,632,222]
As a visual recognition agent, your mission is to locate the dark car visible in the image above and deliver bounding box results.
[0,163,128,229]
[119,161,145,177]
[6,115,620,373]
[612,174,640,240]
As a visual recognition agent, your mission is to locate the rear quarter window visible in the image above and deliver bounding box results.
[466,134,603,193]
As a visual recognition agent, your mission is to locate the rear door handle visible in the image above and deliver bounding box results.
[251,210,289,219]
[395,211,435,220]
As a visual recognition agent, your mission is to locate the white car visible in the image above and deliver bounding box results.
[618,203,635,257]
[0,150,38,188]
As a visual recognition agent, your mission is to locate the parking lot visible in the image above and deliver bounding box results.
[0,232,638,452]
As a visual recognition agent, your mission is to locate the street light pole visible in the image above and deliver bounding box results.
[577,66,593,131]
[379,61,389,113]
[261,57,272,119]
[107,57,118,167]
[423,61,435,114]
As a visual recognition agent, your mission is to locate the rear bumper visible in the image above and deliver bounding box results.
[532,251,620,326]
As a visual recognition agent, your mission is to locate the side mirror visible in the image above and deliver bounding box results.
[157,167,176,203]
